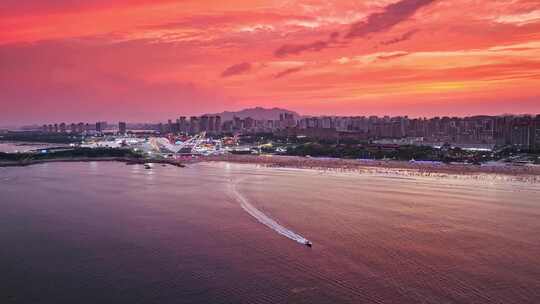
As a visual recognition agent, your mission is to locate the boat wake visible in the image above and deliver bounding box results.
[230,180,311,246]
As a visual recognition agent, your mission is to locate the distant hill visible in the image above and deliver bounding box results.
[205,107,300,121]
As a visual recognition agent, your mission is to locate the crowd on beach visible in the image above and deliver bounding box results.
[199,155,540,184]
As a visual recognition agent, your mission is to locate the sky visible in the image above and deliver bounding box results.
[1,0,540,124]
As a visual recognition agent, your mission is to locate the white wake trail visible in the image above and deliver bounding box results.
[230,180,310,246]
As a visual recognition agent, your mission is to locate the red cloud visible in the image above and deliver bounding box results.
[274,0,435,58]
[221,62,252,77]
[274,40,329,57]
[274,67,302,79]
[381,29,419,45]
[346,0,435,39]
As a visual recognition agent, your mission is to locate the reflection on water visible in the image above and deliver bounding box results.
[1,161,539,304]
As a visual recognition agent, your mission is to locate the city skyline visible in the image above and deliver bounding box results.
[13,106,540,127]
[33,111,540,150]
[1,0,540,124]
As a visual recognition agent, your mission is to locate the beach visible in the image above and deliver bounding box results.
[198,155,540,183]
[2,150,539,183]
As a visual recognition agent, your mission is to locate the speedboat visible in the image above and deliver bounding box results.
[144,163,152,169]
[304,240,312,247]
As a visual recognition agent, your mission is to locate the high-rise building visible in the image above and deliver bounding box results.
[179,117,187,133]
[200,116,209,132]
[321,117,333,129]
[76,123,83,133]
[208,116,215,133]
[215,116,222,133]
[118,122,127,134]
[244,117,254,130]
[233,116,242,131]
[279,113,295,128]
[167,119,173,133]
[96,121,107,133]
[175,118,181,133]
[190,116,199,134]
[534,115,540,151]
[222,120,233,132]
[510,117,533,148]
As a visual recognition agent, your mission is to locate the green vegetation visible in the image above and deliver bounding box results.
[0,148,143,162]
[284,142,540,164]
[0,131,82,144]
[285,143,439,160]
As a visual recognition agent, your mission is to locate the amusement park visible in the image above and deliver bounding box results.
[80,132,255,158]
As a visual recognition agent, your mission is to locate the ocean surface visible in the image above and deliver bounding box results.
[1,161,539,303]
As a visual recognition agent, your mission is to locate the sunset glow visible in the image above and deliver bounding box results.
[1,0,540,124]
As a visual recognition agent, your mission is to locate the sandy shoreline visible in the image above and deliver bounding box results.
[2,154,539,183]
[196,155,540,183]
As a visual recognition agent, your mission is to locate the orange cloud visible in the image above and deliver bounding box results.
[0,0,539,124]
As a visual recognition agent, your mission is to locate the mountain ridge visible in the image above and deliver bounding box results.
[205,107,300,121]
